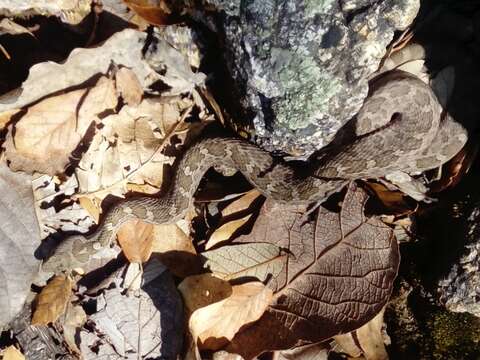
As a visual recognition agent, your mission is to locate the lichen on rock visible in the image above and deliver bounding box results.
[198,0,420,156]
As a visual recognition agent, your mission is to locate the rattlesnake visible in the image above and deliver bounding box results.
[42,70,468,272]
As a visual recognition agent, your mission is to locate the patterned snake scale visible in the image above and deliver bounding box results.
[42,70,468,272]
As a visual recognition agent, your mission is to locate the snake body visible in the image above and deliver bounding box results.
[42,70,468,272]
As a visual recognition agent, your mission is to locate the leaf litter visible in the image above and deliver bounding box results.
[0,5,469,360]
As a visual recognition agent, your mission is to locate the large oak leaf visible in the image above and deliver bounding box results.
[226,183,399,358]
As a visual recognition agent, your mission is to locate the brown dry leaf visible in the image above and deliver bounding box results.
[206,214,252,250]
[5,76,117,175]
[221,189,262,217]
[226,183,399,358]
[429,143,477,193]
[333,308,387,360]
[32,274,73,325]
[62,304,87,355]
[1,346,25,360]
[115,67,143,106]
[151,223,199,277]
[78,196,101,224]
[178,273,232,314]
[123,0,181,26]
[190,281,273,351]
[117,219,154,263]
[366,182,417,216]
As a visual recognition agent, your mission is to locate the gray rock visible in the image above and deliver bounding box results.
[438,205,480,317]
[199,0,420,156]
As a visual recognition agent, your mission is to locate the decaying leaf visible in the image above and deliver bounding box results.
[226,183,399,358]
[190,282,273,351]
[74,96,197,204]
[178,274,232,314]
[1,346,25,360]
[79,260,183,359]
[117,219,154,263]
[202,242,287,282]
[0,163,40,328]
[32,274,73,325]
[5,76,117,175]
[206,214,252,250]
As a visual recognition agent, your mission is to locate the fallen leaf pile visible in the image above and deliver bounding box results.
[0,3,473,360]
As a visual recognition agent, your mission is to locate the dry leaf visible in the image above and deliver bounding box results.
[75,96,195,205]
[227,183,399,358]
[202,242,287,282]
[117,219,154,263]
[78,196,101,224]
[221,189,262,217]
[365,181,417,216]
[0,108,20,131]
[5,76,117,175]
[123,0,180,26]
[0,163,41,327]
[206,214,252,250]
[190,281,273,350]
[1,346,25,360]
[151,223,199,277]
[62,304,87,355]
[32,274,73,325]
[0,18,34,36]
[178,274,232,314]
[333,308,388,360]
[115,67,143,106]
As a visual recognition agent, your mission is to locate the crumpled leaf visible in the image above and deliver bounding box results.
[74,95,198,204]
[202,242,287,282]
[32,274,73,325]
[190,282,273,351]
[79,259,183,359]
[0,0,91,24]
[0,163,40,328]
[4,76,117,174]
[226,183,399,358]
[0,29,203,114]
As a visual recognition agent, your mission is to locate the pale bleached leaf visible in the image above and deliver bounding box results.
[202,242,287,282]
[190,282,273,350]
[0,163,40,328]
